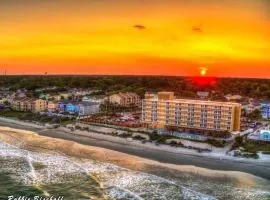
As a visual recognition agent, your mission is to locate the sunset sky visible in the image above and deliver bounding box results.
[0,0,269,77]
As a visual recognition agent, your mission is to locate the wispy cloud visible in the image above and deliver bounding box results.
[192,26,203,33]
[133,24,146,30]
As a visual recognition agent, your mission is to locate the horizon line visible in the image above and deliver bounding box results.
[0,74,269,80]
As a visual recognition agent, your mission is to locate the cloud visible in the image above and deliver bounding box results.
[133,24,146,30]
[192,26,203,33]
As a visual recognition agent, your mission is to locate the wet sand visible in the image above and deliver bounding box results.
[0,121,270,181]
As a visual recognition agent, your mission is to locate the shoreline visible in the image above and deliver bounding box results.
[0,119,270,180]
[1,128,269,200]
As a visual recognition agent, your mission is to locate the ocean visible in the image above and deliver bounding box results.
[0,130,270,200]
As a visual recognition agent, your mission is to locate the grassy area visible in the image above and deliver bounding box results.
[233,136,270,153]
[119,132,132,138]
[234,151,259,159]
[0,109,28,118]
[241,140,270,153]
[150,134,180,144]
[76,123,223,147]
[0,109,74,125]
[206,139,226,148]
[60,119,74,125]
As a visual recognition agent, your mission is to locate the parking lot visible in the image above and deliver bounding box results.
[80,112,145,128]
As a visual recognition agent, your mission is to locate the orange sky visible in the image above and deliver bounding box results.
[0,0,269,77]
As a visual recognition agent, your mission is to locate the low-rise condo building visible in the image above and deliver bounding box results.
[109,92,141,107]
[47,101,59,112]
[261,103,270,119]
[11,98,47,112]
[31,99,47,112]
[11,97,28,111]
[142,92,241,132]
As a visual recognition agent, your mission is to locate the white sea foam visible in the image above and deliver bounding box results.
[26,152,37,184]
[107,185,144,200]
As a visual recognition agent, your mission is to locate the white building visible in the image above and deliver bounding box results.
[225,94,242,101]
[78,102,100,116]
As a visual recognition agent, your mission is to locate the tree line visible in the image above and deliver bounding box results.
[0,75,269,100]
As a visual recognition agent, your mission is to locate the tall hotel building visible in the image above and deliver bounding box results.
[142,92,241,132]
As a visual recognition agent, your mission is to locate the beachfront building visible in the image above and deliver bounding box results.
[260,129,270,141]
[58,101,67,113]
[31,99,47,112]
[66,102,80,113]
[11,97,47,112]
[261,103,270,119]
[57,101,79,113]
[109,92,141,107]
[142,92,241,132]
[242,101,261,114]
[249,129,270,142]
[50,93,70,101]
[196,91,210,99]
[11,97,28,111]
[47,101,59,112]
[82,96,104,104]
[78,102,100,116]
[57,101,100,115]
[224,94,242,101]
[0,97,8,105]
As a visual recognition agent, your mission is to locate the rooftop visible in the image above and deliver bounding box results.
[145,95,241,107]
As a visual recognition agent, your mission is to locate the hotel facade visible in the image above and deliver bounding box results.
[142,92,241,132]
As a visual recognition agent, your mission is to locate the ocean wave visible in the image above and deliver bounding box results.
[107,185,144,200]
[0,141,218,200]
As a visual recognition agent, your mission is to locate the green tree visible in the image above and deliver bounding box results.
[235,136,243,146]
[247,109,262,121]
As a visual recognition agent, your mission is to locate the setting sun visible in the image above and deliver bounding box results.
[200,68,207,76]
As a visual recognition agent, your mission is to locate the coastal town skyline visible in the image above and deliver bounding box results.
[0,0,270,78]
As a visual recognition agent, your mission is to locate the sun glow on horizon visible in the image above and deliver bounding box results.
[200,68,207,76]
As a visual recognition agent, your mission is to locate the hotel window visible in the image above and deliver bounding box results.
[175,116,181,120]
[200,124,207,128]
[201,114,207,118]
[214,115,221,119]
[188,122,194,126]
[175,106,181,111]
[201,119,207,123]
[215,125,221,130]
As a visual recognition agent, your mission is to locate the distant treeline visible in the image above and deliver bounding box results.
[0,75,270,100]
